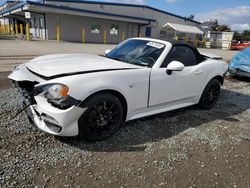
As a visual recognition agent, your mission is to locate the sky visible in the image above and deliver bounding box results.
[101,0,250,31]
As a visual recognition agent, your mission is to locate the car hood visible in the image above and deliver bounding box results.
[26,54,141,79]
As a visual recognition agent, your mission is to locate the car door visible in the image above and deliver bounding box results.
[149,45,206,108]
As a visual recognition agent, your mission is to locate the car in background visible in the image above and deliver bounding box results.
[230,41,250,51]
[229,47,250,78]
[9,38,228,141]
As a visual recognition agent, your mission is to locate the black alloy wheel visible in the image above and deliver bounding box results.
[78,93,124,141]
[199,79,221,110]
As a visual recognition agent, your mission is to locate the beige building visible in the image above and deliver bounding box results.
[205,31,234,50]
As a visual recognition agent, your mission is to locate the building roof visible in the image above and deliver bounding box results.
[0,1,156,24]
[0,0,201,24]
[162,23,204,34]
[0,1,26,15]
[45,0,200,24]
[0,0,14,7]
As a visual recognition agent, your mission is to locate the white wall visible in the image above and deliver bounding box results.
[206,31,234,50]
[0,18,9,24]
[29,13,46,39]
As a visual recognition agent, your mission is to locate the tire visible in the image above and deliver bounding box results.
[198,79,221,110]
[78,93,124,142]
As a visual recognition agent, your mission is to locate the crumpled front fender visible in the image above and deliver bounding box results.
[8,65,36,82]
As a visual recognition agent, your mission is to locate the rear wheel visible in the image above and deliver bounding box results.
[198,79,221,110]
[78,93,124,142]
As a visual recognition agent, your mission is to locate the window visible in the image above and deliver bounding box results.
[110,24,119,35]
[39,17,43,28]
[161,46,197,67]
[145,27,151,37]
[31,17,36,28]
[106,39,165,67]
[91,24,101,34]
[160,31,166,37]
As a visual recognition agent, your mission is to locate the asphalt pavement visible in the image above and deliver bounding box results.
[0,38,238,72]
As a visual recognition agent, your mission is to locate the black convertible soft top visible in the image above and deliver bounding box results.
[168,40,201,54]
[167,39,206,63]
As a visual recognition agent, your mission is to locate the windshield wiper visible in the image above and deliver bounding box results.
[135,63,148,67]
[131,61,149,67]
[107,56,148,67]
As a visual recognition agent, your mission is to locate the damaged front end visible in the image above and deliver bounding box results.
[9,65,40,106]
[8,65,85,137]
[10,80,40,127]
[12,80,38,106]
[9,67,63,133]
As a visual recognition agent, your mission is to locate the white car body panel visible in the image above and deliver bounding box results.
[41,68,151,121]
[200,52,223,60]
[8,38,228,137]
[26,54,141,77]
[9,64,45,83]
[30,94,85,136]
[9,64,37,82]
[149,65,206,107]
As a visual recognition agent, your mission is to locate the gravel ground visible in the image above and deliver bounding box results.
[0,77,250,188]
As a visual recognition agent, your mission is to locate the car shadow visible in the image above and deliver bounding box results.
[58,88,250,152]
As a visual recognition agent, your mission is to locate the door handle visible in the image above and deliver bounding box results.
[194,71,203,75]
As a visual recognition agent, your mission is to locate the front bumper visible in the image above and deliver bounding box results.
[229,68,250,78]
[23,95,86,136]
[9,66,86,137]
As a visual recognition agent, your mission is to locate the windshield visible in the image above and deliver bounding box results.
[106,39,165,67]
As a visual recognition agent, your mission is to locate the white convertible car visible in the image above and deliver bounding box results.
[9,38,228,141]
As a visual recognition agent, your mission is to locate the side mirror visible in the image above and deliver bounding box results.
[105,49,111,56]
[166,61,185,75]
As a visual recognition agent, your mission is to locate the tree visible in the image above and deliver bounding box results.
[211,20,218,31]
[210,20,231,32]
[216,25,231,32]
[219,25,231,32]
[187,15,194,20]
[241,30,250,41]
[233,31,241,41]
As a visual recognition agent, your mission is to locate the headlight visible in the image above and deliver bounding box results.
[47,84,69,99]
[34,84,73,109]
[34,83,80,109]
